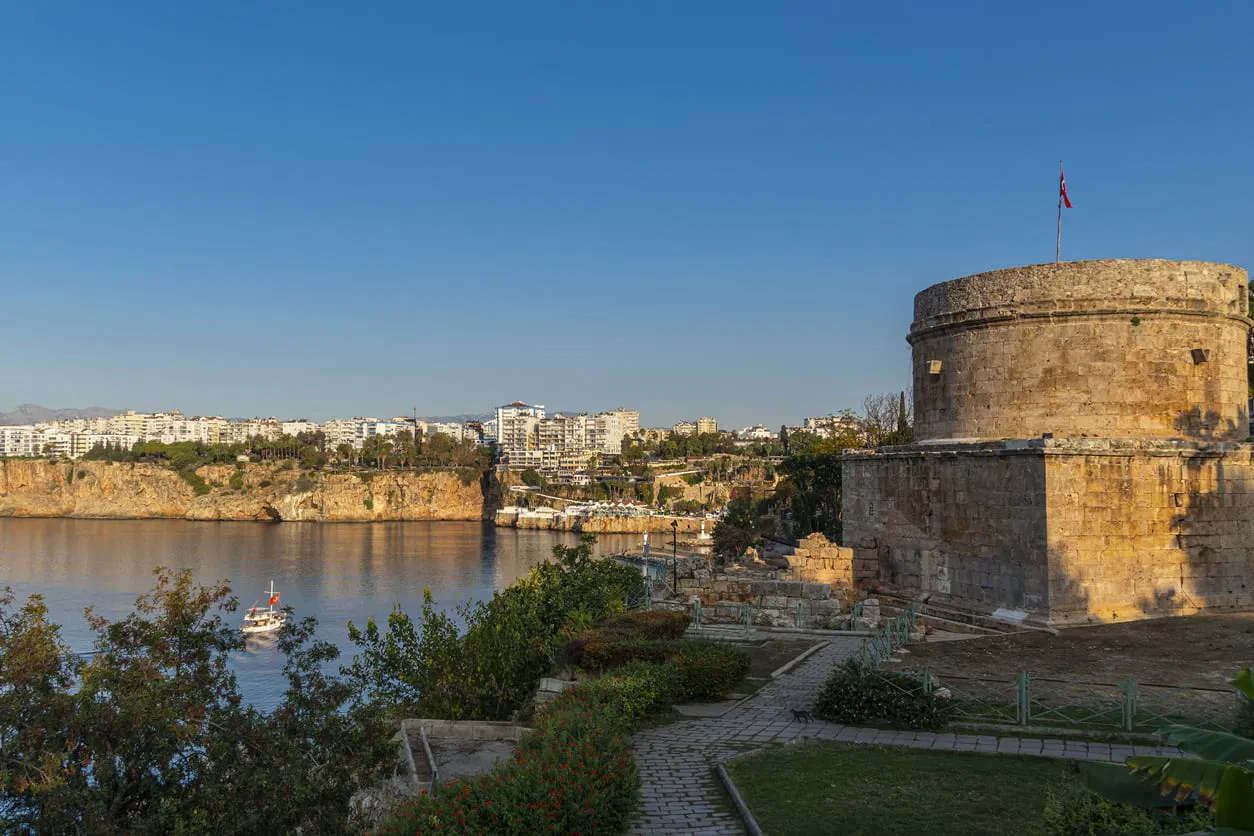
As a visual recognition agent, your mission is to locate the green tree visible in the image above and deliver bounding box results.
[776,438,845,539]
[0,571,390,834]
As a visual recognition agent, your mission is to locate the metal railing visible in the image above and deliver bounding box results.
[853,604,915,666]
[891,667,1245,733]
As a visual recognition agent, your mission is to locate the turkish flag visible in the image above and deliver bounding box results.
[269,594,280,605]
[1060,169,1073,208]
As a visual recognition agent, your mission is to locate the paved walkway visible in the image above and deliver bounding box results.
[629,636,1179,835]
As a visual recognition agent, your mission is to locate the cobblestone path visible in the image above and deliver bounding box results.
[630,636,1180,835]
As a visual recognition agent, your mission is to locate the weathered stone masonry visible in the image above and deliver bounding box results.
[843,259,1254,625]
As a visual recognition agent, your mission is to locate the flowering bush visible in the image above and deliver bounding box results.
[381,685,640,835]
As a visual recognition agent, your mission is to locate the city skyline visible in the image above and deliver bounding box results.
[3,3,1251,428]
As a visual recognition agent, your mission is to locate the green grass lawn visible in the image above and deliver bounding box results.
[726,742,1073,836]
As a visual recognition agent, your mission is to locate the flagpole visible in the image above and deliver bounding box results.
[1056,160,1063,263]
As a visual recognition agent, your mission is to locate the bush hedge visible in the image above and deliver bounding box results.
[381,684,640,835]
[813,659,954,730]
[1041,779,1213,836]
[580,661,679,721]
[668,641,751,701]
[598,610,691,641]
[580,639,682,671]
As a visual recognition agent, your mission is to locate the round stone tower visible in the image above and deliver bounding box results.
[909,259,1250,442]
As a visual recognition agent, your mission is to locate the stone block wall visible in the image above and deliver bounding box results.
[782,533,855,586]
[909,260,1250,441]
[668,557,852,629]
[1046,440,1254,623]
[843,438,1254,625]
[842,442,1050,610]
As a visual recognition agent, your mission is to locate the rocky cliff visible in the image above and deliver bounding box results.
[0,460,503,522]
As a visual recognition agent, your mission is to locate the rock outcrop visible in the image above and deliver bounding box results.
[0,459,502,522]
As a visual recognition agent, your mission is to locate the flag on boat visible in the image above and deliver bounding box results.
[269,594,280,605]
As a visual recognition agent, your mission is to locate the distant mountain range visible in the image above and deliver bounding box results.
[0,404,123,425]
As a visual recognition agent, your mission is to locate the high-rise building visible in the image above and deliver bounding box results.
[496,402,545,469]
[696,416,718,435]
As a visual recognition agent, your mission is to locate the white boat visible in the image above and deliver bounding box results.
[242,580,287,634]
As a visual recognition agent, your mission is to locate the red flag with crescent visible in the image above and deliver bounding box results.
[269,594,280,606]
[1060,168,1073,209]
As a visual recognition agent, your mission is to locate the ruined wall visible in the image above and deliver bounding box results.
[910,260,1250,441]
[1045,440,1254,624]
[781,533,857,587]
[842,443,1050,611]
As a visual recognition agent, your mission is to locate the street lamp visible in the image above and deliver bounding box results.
[670,518,679,593]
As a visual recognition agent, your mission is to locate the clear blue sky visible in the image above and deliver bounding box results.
[3,2,1250,428]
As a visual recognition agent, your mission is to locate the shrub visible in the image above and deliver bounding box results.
[580,662,679,720]
[668,641,751,701]
[813,659,954,730]
[382,685,639,835]
[228,472,245,491]
[294,475,314,492]
[580,639,681,671]
[363,497,373,510]
[258,479,272,488]
[347,536,646,721]
[598,610,690,641]
[1042,779,1213,836]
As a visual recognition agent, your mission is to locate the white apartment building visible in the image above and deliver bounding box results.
[280,420,320,437]
[0,426,38,457]
[672,421,696,437]
[496,402,545,469]
[803,414,859,439]
[739,424,776,440]
[696,416,718,435]
[322,419,361,449]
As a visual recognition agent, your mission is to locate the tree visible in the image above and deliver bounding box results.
[712,492,770,560]
[776,437,846,539]
[0,571,390,834]
[520,468,546,489]
[780,425,790,456]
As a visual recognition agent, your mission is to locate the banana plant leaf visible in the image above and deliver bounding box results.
[1215,765,1254,830]
[1160,724,1254,766]
[1127,755,1231,807]
[1078,761,1193,808]
[1233,669,1254,702]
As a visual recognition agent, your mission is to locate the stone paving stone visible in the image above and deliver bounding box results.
[628,634,1182,835]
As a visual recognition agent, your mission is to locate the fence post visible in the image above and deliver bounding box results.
[796,601,804,629]
[743,603,752,629]
[1018,672,1030,726]
[1123,675,1137,731]
[922,666,933,695]
[692,599,701,628]
[644,584,652,610]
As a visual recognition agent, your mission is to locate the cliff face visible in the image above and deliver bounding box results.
[0,460,501,522]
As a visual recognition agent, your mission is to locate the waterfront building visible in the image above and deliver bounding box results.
[0,426,38,457]
[496,402,545,469]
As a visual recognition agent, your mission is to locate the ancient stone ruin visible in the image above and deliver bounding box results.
[843,259,1252,626]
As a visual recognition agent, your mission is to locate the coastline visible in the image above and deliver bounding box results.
[0,459,499,523]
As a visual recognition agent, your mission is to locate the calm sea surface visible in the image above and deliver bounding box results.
[0,518,640,710]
